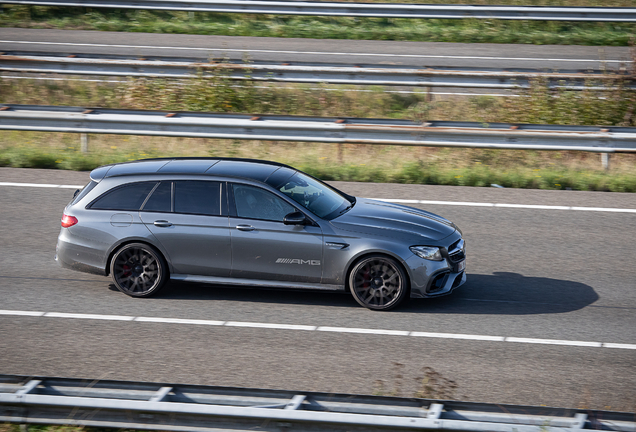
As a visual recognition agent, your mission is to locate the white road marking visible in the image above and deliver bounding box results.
[43,311,134,321]
[374,198,636,213]
[603,343,636,349]
[1,182,634,213]
[0,40,622,63]
[411,331,504,341]
[0,309,44,316]
[135,316,225,325]
[0,182,83,189]
[1,309,634,350]
[504,337,602,347]
[226,321,316,330]
[318,326,410,336]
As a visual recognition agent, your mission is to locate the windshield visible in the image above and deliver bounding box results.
[276,172,351,219]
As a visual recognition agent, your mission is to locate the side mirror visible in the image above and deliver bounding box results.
[283,211,307,225]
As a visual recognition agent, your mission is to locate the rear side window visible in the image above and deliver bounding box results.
[89,182,156,211]
[70,180,97,205]
[174,181,221,216]
[142,181,172,212]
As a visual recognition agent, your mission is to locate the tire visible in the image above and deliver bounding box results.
[110,243,168,297]
[348,255,408,311]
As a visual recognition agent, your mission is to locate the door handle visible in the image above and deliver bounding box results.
[153,220,173,227]
[236,224,255,231]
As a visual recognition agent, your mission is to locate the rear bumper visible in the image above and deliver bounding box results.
[56,234,106,276]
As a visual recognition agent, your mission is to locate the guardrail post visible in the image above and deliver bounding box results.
[425,87,433,102]
[601,153,610,170]
[80,133,89,153]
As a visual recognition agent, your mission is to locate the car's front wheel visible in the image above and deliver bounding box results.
[349,255,408,310]
[110,243,167,297]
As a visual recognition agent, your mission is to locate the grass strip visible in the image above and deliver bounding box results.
[2,133,635,192]
[2,6,636,46]
[1,68,635,192]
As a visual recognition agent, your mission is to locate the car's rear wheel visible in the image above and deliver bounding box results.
[349,255,408,311]
[110,243,167,297]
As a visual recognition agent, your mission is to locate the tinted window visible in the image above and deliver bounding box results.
[90,182,156,211]
[277,172,349,219]
[71,180,97,205]
[142,181,172,213]
[174,181,221,216]
[233,184,294,222]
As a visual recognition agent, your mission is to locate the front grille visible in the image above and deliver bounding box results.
[448,250,465,263]
[447,239,465,263]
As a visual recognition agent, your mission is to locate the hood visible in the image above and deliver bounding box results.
[330,198,457,243]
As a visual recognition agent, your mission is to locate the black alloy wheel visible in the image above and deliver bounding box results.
[349,255,408,311]
[110,243,167,297]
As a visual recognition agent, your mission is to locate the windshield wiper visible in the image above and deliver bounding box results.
[339,204,353,215]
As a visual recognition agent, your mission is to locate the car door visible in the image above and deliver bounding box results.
[139,180,232,277]
[228,183,323,283]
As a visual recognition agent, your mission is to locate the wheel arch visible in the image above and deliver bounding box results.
[344,251,411,295]
[104,238,170,277]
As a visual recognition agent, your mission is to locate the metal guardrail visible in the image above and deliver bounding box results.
[2,52,633,90]
[1,375,635,431]
[3,0,636,21]
[1,104,635,153]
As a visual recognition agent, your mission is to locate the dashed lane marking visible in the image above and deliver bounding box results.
[1,309,635,350]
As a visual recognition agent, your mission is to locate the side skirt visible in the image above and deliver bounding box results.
[171,274,345,291]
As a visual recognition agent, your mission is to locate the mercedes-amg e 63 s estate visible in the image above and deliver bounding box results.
[56,158,466,310]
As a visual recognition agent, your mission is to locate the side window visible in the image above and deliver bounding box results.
[89,182,156,211]
[71,180,97,205]
[142,181,172,213]
[174,181,221,216]
[233,184,295,222]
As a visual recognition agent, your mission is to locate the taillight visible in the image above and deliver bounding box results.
[61,214,78,228]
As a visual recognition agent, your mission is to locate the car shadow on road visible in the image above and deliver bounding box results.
[146,271,599,315]
[403,272,600,315]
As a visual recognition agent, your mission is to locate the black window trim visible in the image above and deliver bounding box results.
[172,179,225,218]
[139,182,161,211]
[138,181,173,214]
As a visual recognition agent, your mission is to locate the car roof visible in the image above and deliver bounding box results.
[90,158,297,184]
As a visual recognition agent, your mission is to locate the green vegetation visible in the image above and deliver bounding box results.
[1,65,635,191]
[2,5,636,46]
[4,131,635,191]
[3,73,635,126]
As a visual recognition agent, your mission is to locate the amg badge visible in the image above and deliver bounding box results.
[276,258,321,265]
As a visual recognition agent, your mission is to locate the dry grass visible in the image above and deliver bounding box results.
[1,73,635,191]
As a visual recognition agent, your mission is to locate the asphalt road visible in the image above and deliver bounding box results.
[0,167,635,411]
[1,28,631,70]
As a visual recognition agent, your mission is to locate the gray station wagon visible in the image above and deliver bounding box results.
[56,158,466,310]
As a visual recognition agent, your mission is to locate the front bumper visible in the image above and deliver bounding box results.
[406,253,467,299]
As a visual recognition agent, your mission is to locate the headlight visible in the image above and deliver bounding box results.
[410,246,443,261]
